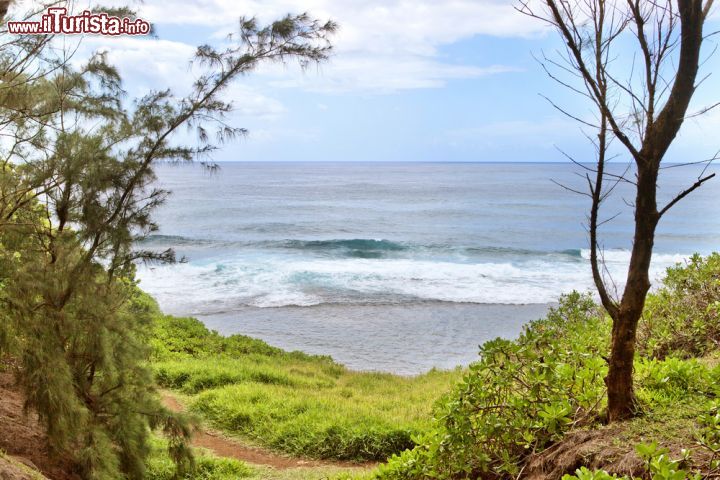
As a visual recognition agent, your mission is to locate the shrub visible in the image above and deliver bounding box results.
[378,292,609,479]
[150,314,286,360]
[561,442,699,480]
[377,255,720,480]
[638,253,720,359]
[636,357,718,404]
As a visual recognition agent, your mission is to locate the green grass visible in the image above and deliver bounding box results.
[248,465,375,480]
[187,367,457,460]
[146,436,376,480]
[0,449,48,480]
[146,437,253,480]
[148,309,462,462]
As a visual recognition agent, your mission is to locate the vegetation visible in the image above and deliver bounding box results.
[132,253,720,479]
[146,438,253,480]
[0,4,336,478]
[0,2,718,479]
[376,254,720,479]
[0,449,48,480]
[638,254,720,360]
[147,296,461,462]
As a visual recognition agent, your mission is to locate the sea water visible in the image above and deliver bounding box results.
[137,162,720,374]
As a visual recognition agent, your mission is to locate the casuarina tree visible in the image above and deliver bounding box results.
[0,3,336,477]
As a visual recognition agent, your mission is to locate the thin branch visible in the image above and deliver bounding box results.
[658,173,716,218]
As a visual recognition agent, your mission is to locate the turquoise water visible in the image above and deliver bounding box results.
[137,162,720,373]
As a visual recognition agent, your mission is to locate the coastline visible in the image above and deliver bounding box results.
[168,301,552,375]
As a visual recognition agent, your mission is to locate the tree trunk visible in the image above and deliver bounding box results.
[605,163,659,421]
[606,311,640,421]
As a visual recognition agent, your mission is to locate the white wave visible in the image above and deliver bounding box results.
[579,248,687,265]
[136,250,694,313]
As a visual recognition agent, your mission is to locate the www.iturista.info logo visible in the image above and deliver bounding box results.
[8,8,151,35]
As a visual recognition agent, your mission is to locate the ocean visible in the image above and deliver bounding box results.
[137,162,720,374]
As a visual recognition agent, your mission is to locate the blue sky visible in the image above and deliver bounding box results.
[40,1,720,162]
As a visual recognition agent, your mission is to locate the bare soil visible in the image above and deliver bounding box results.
[0,372,80,480]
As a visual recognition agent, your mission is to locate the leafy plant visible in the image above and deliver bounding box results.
[0,7,336,479]
[378,292,609,478]
[638,254,720,360]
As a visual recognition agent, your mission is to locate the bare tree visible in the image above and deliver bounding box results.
[518,0,717,422]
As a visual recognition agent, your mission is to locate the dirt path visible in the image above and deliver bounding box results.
[161,392,373,470]
[0,372,371,477]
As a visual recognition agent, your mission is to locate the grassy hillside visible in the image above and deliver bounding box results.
[142,295,462,463]
[145,254,720,479]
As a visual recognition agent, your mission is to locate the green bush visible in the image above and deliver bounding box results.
[378,292,609,479]
[377,254,720,480]
[636,357,718,404]
[562,442,699,480]
[638,253,720,359]
[151,314,291,360]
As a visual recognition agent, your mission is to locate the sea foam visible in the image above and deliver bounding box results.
[137,245,690,313]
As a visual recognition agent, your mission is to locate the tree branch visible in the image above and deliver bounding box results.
[658,172,716,217]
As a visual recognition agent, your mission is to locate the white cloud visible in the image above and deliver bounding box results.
[222,84,287,119]
[9,1,544,113]
[113,0,542,93]
[81,36,196,94]
[77,36,287,120]
[137,0,542,39]
[267,55,519,93]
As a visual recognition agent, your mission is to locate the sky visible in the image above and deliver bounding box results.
[15,0,720,162]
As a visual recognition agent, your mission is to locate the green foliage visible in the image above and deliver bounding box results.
[378,292,608,479]
[0,7,336,480]
[150,314,460,461]
[377,255,720,480]
[150,311,326,363]
[638,253,720,359]
[695,402,720,472]
[562,467,623,480]
[637,443,697,480]
[146,437,253,480]
[635,357,719,405]
[2,261,194,480]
